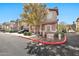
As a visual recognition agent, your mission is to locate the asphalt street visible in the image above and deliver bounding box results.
[0,32,31,56]
[66,33,79,47]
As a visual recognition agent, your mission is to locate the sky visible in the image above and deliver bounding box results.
[0,3,23,23]
[0,3,79,24]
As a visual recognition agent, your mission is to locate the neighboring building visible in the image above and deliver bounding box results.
[66,24,72,32]
[9,22,18,31]
[72,21,76,31]
[65,21,76,32]
[66,23,76,32]
[1,21,18,32]
[1,19,29,32]
[2,22,10,31]
[18,20,29,31]
[76,17,79,32]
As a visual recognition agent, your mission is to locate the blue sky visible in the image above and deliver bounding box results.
[0,3,79,24]
[0,3,23,23]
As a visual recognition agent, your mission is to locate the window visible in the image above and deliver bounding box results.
[46,25,50,32]
[52,24,55,31]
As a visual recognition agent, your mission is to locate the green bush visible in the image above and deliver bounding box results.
[18,32,22,34]
[5,30,10,32]
[54,32,64,38]
[62,29,67,33]
[18,30,23,34]
[9,30,17,33]
[60,32,64,37]
[24,32,32,36]
[24,32,28,35]
[54,32,58,38]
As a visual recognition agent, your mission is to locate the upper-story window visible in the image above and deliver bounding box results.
[47,11,53,20]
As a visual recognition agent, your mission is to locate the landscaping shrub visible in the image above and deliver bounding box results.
[5,30,9,32]
[27,32,32,36]
[54,32,59,38]
[62,29,67,33]
[54,32,64,38]
[24,32,32,36]
[9,30,17,33]
[18,31,23,34]
[24,32,28,35]
[60,32,64,38]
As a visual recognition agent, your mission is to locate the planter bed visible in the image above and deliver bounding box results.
[25,35,68,56]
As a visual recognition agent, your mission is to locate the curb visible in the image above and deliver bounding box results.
[19,36,32,40]
[19,35,67,45]
[32,35,67,45]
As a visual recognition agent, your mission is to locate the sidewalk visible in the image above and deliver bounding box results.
[76,32,79,35]
[4,32,37,39]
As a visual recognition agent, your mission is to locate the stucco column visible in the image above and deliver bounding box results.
[39,25,42,35]
[34,27,36,34]
[29,25,31,32]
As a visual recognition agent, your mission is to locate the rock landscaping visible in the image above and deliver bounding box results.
[25,42,79,56]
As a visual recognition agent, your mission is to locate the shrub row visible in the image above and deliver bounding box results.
[24,32,32,36]
[54,32,65,38]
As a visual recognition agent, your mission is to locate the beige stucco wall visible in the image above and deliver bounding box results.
[46,10,57,22]
[76,21,79,31]
[52,11,58,20]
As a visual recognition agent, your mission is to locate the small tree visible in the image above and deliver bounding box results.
[58,21,66,32]
[21,3,47,34]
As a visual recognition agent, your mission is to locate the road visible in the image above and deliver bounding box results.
[0,32,79,56]
[66,33,79,47]
[0,32,31,56]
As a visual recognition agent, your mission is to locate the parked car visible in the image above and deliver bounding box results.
[0,29,5,32]
[18,29,29,34]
